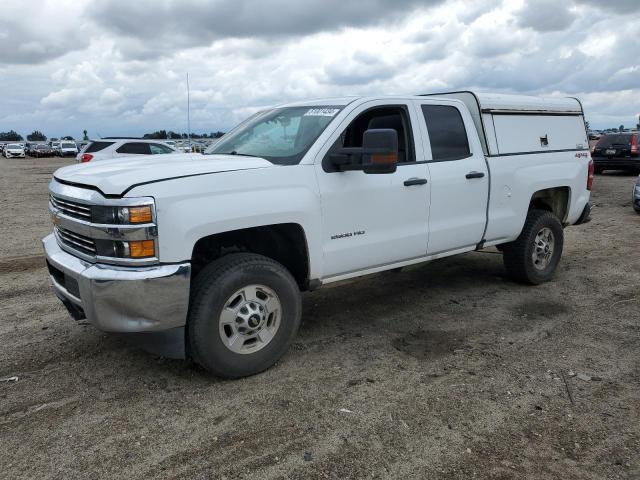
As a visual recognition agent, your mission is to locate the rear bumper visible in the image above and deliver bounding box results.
[592,156,640,169]
[43,234,191,356]
[573,202,592,225]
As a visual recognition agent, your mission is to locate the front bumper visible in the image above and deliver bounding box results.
[43,234,191,334]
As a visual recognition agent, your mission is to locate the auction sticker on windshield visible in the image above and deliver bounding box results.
[304,108,340,117]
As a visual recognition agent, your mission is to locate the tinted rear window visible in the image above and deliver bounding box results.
[421,105,471,161]
[85,141,115,153]
[596,134,632,147]
[116,142,151,155]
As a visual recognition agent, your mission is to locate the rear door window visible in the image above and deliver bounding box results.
[116,142,152,155]
[85,141,115,153]
[421,105,471,161]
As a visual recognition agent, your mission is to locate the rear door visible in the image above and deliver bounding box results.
[592,134,633,159]
[414,100,489,254]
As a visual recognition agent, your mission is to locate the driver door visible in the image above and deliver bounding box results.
[314,100,431,279]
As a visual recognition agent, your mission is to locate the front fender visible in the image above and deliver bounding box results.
[127,165,323,279]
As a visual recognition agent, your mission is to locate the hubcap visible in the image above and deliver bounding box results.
[218,285,281,354]
[532,227,555,270]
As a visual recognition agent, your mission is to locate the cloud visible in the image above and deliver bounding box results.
[0,0,90,64]
[0,0,639,136]
[574,0,640,13]
[517,0,576,32]
[90,0,445,59]
[323,51,396,86]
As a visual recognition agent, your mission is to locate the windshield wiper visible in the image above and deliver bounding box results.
[207,150,257,157]
[229,151,256,157]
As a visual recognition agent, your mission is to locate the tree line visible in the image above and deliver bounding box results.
[142,130,225,139]
[0,128,225,142]
[0,130,88,142]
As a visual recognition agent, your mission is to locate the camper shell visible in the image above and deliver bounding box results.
[422,91,588,157]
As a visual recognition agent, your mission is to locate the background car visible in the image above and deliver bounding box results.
[3,143,26,158]
[30,144,54,157]
[77,138,177,162]
[57,141,79,157]
[591,132,639,173]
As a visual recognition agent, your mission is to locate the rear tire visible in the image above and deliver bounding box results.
[502,209,564,285]
[594,167,604,174]
[188,253,302,378]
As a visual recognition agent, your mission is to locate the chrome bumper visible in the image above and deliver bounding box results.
[43,234,191,333]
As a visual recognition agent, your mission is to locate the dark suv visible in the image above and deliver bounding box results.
[591,133,639,173]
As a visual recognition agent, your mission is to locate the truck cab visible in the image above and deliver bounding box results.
[44,92,592,378]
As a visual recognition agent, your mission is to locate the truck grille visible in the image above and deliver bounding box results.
[55,226,96,255]
[50,195,92,221]
[49,180,158,266]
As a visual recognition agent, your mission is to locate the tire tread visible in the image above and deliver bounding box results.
[502,209,563,285]
[187,253,300,378]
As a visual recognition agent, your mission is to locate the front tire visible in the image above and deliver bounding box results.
[187,253,302,378]
[502,209,564,285]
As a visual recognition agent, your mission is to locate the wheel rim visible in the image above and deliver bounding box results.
[532,227,555,270]
[218,284,281,354]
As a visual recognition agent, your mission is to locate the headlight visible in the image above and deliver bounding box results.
[92,204,154,224]
[95,239,156,259]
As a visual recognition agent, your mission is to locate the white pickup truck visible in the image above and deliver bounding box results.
[44,92,593,378]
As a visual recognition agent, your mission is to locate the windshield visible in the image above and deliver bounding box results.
[62,143,76,148]
[204,106,342,165]
[7,144,21,149]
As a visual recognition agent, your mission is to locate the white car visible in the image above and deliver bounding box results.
[4,143,25,158]
[76,138,177,162]
[45,91,592,378]
[57,141,79,157]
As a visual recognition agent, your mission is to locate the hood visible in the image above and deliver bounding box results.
[54,153,274,196]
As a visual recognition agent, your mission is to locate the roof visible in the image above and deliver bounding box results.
[472,92,582,113]
[278,92,583,113]
[422,91,582,113]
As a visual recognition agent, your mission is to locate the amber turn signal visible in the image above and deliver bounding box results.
[128,206,153,224]
[129,240,155,258]
[370,153,397,164]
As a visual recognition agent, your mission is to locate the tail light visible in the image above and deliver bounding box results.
[631,134,638,156]
[587,159,594,191]
[81,153,93,163]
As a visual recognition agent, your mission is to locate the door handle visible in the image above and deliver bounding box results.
[465,171,485,179]
[404,178,428,186]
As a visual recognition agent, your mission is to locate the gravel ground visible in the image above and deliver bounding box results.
[0,156,639,479]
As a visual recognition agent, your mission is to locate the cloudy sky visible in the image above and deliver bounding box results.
[1,0,639,138]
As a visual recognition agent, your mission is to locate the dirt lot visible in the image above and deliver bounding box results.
[0,156,638,479]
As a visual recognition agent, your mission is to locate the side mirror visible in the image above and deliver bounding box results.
[362,129,398,174]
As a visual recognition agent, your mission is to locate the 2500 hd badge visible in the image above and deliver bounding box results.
[331,230,366,240]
